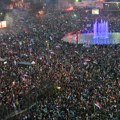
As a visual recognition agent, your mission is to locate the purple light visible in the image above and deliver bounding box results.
[93,20,109,39]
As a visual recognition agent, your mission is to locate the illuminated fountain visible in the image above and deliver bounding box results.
[62,19,120,45]
[93,20,109,39]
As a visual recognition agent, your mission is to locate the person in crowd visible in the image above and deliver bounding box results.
[0,7,120,120]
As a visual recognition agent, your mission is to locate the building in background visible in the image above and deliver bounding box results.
[103,2,120,11]
[74,0,105,8]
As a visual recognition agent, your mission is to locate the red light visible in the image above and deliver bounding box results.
[66,6,74,11]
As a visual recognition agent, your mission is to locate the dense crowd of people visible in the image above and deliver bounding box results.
[0,7,120,120]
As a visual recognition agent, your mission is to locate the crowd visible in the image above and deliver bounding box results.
[0,7,120,120]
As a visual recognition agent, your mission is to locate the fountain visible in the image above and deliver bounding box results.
[93,20,109,39]
[62,19,120,45]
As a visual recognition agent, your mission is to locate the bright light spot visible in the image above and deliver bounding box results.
[36,10,44,17]
[73,14,77,17]
[12,81,16,86]
[75,0,79,2]
[0,12,3,15]
[66,6,74,11]
[4,61,7,64]
[57,86,61,90]
[31,61,35,65]
[1,21,7,28]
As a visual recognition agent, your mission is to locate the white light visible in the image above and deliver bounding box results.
[31,61,35,65]
[57,86,61,90]
[4,61,7,64]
